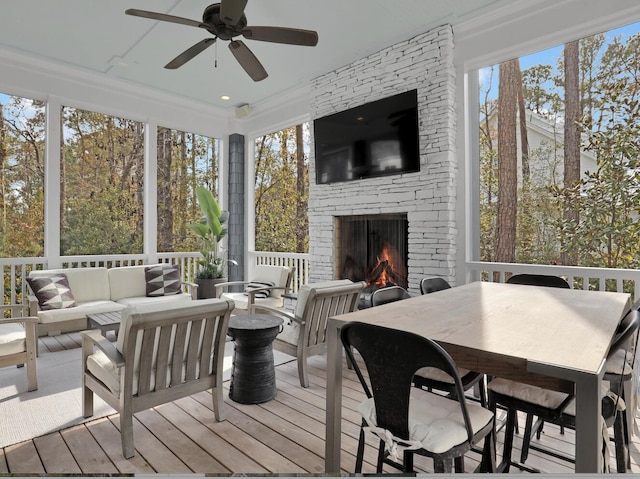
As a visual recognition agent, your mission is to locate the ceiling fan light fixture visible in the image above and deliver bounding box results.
[221,95,231,100]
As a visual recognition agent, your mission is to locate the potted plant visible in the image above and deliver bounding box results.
[189,186,237,298]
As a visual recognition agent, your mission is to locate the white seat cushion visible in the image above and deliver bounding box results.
[488,377,570,410]
[38,300,126,324]
[358,387,494,454]
[0,323,26,356]
[116,293,192,308]
[604,349,633,376]
[415,366,474,384]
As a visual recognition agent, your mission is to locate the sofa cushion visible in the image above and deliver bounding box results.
[29,268,110,304]
[38,300,125,324]
[26,274,77,310]
[0,322,26,356]
[107,265,148,301]
[116,293,192,308]
[145,264,181,297]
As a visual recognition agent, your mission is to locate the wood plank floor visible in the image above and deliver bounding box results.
[1,332,639,474]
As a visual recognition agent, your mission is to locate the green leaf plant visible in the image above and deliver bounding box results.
[189,186,237,279]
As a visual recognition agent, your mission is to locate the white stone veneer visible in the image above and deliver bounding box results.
[308,25,457,294]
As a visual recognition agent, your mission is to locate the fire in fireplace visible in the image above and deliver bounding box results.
[336,214,408,303]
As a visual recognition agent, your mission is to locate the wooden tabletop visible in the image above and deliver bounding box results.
[331,281,631,392]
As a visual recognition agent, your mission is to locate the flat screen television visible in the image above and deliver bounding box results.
[313,89,420,184]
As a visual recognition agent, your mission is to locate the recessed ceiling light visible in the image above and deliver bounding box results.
[221,95,230,101]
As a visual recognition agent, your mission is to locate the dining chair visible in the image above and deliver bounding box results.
[504,273,570,455]
[506,273,570,289]
[370,285,410,306]
[487,308,640,473]
[419,276,452,295]
[414,277,487,407]
[341,321,496,473]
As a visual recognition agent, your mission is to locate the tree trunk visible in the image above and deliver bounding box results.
[157,127,173,251]
[494,59,519,266]
[561,40,581,266]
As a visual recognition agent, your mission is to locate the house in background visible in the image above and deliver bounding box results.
[0,0,639,293]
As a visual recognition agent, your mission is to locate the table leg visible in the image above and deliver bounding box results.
[325,319,342,472]
[574,373,602,473]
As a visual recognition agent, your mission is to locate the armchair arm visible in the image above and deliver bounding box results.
[80,329,125,368]
[0,315,38,326]
[214,280,253,296]
[27,294,40,316]
[183,281,199,300]
[251,304,298,323]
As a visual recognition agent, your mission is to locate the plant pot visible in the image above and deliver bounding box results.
[196,277,227,299]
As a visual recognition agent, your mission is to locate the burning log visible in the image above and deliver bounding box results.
[366,260,389,284]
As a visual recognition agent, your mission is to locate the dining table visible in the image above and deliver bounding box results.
[324,281,631,473]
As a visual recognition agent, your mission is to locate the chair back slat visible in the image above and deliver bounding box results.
[154,325,173,391]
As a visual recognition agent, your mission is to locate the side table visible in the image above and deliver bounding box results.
[87,310,122,337]
[227,314,284,404]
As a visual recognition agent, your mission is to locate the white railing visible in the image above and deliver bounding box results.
[250,251,310,293]
[466,261,640,300]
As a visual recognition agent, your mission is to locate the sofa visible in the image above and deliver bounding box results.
[27,264,197,337]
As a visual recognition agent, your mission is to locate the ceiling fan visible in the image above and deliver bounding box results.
[125,0,318,82]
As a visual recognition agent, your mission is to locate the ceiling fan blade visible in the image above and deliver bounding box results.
[125,8,205,28]
[229,40,268,82]
[165,38,216,69]
[242,26,318,46]
[220,0,248,26]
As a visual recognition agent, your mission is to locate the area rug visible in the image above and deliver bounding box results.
[0,342,295,448]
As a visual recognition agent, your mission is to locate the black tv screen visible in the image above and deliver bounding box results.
[314,89,420,184]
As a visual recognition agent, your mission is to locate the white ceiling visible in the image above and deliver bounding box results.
[0,0,513,111]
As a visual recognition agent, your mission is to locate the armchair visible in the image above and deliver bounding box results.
[216,265,294,313]
[255,279,365,387]
[81,298,233,458]
[0,306,38,391]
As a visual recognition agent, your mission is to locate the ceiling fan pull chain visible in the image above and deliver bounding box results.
[214,40,218,68]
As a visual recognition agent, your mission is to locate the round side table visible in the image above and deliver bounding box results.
[227,314,284,404]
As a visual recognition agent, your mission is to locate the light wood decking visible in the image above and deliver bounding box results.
[0,333,638,474]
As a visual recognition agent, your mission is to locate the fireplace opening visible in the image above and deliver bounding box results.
[336,214,408,306]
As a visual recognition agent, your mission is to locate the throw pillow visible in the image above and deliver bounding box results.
[27,274,77,310]
[145,264,182,297]
[244,281,275,299]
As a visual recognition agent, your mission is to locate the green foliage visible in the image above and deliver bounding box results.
[189,186,235,279]
[254,124,309,253]
[480,27,640,271]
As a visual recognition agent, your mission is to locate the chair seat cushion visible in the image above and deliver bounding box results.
[604,349,633,376]
[116,293,192,308]
[0,323,26,356]
[357,387,494,454]
[488,377,570,410]
[278,318,300,346]
[415,366,474,385]
[220,292,283,311]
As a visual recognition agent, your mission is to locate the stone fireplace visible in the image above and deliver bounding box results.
[307,25,458,294]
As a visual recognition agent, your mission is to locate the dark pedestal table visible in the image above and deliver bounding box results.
[228,314,284,404]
